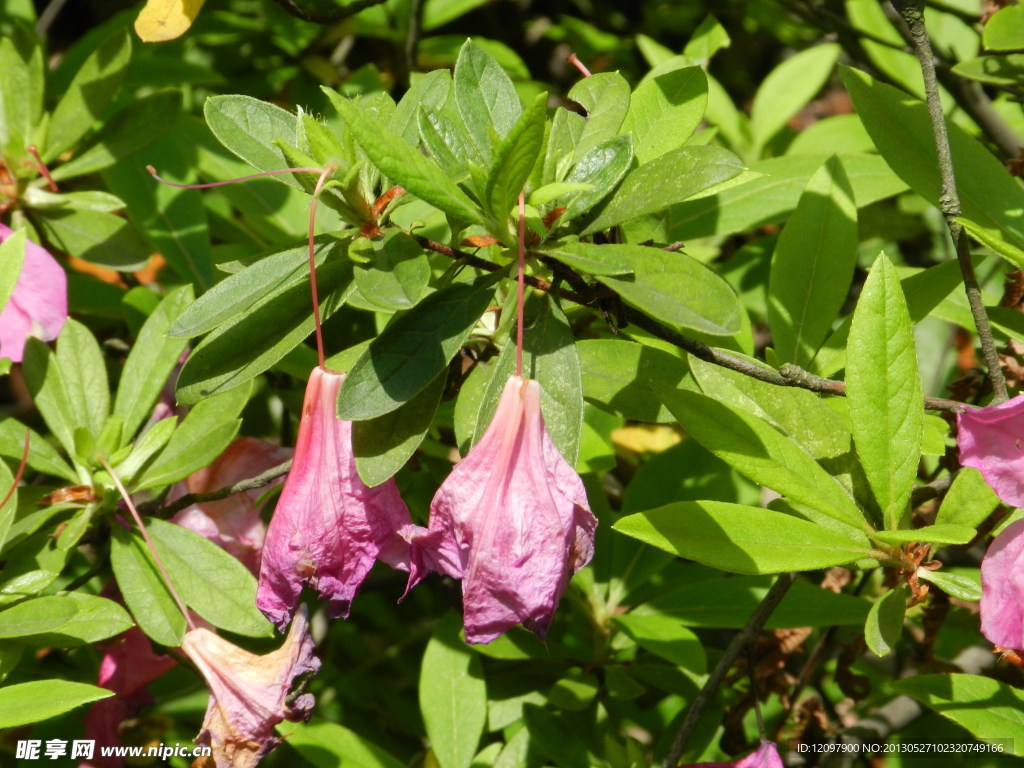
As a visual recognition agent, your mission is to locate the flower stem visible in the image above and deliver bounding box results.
[308,167,333,370]
[891,0,1009,403]
[146,165,324,189]
[25,146,58,191]
[567,52,592,77]
[517,190,526,378]
[0,430,30,513]
[99,457,196,632]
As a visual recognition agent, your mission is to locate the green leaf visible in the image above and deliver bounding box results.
[419,612,487,768]
[277,720,405,768]
[892,674,1024,747]
[612,614,706,672]
[0,594,132,646]
[338,275,498,421]
[582,145,745,234]
[562,134,634,223]
[135,382,249,490]
[113,286,192,443]
[951,54,1024,86]
[455,39,521,159]
[50,89,183,182]
[327,89,483,225]
[175,259,353,404]
[578,340,690,423]
[55,319,110,442]
[0,595,77,638]
[0,459,14,552]
[936,468,1000,529]
[484,91,547,229]
[622,66,708,164]
[204,94,302,188]
[22,188,126,212]
[522,704,592,768]
[111,524,186,647]
[0,680,113,728]
[34,209,150,271]
[418,104,480,183]
[353,370,445,487]
[840,66,1024,255]
[872,525,975,546]
[355,231,432,311]
[768,156,857,366]
[147,518,273,638]
[392,70,451,146]
[0,419,75,482]
[750,44,839,151]
[591,244,744,337]
[683,14,731,64]
[568,72,630,160]
[0,230,26,314]
[918,569,982,601]
[541,241,632,276]
[984,5,1024,50]
[847,253,922,529]
[548,669,599,710]
[22,338,83,457]
[44,29,131,161]
[0,29,43,160]
[613,501,871,574]
[864,585,906,657]
[957,216,1024,270]
[660,388,866,528]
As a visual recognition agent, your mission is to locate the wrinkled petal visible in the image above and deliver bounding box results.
[957,395,1024,507]
[181,605,319,768]
[171,437,291,574]
[981,518,1024,652]
[80,627,177,768]
[411,376,596,644]
[256,367,412,630]
[0,223,67,362]
[683,743,784,768]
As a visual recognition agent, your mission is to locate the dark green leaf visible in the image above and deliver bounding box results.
[917,569,981,601]
[485,91,547,229]
[522,704,591,768]
[548,669,599,710]
[354,230,431,311]
[276,720,405,768]
[111,524,186,647]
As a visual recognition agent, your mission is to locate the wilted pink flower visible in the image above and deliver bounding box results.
[957,395,1024,507]
[256,366,412,630]
[0,222,67,362]
[681,743,784,768]
[80,627,177,768]
[181,605,318,768]
[407,376,597,644]
[170,437,291,574]
[980,517,1024,652]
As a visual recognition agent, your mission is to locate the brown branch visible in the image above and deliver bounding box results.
[158,458,293,517]
[268,0,387,23]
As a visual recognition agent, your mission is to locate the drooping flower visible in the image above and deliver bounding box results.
[181,605,318,768]
[681,743,784,768]
[407,375,597,644]
[980,517,1024,652]
[0,223,67,363]
[957,394,1024,507]
[256,366,412,630]
[80,627,177,768]
[170,437,291,574]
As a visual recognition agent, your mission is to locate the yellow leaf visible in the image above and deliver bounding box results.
[134,0,206,43]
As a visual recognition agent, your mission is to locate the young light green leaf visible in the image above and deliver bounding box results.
[872,525,975,546]
[916,569,981,602]
[750,44,839,151]
[562,134,634,223]
[936,468,1000,529]
[613,500,871,574]
[768,156,857,367]
[951,54,1024,86]
[0,680,113,729]
[984,5,1024,50]
[484,91,547,229]
[111,525,186,647]
[622,66,708,164]
[0,29,43,160]
[892,674,1024,747]
[568,72,630,160]
[847,253,922,529]
[455,39,521,159]
[683,14,731,64]
[338,275,498,421]
[391,69,451,145]
[865,585,906,657]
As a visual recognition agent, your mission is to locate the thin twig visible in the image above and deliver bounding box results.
[663,573,798,768]
[268,0,387,23]
[891,0,1009,403]
[159,458,293,517]
[405,0,426,80]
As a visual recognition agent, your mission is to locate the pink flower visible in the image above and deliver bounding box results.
[256,366,412,630]
[681,743,784,768]
[80,627,177,768]
[170,437,291,574]
[181,606,319,768]
[980,518,1024,652]
[957,395,1024,507]
[0,222,67,362]
[407,376,597,644]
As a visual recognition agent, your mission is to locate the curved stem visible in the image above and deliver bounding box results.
[147,165,323,189]
[516,191,526,378]
[308,166,334,369]
[0,430,30,513]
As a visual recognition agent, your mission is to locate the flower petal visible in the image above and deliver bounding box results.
[981,518,1024,652]
[0,223,67,363]
[957,395,1024,507]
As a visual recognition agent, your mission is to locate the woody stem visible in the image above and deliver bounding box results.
[517,191,526,378]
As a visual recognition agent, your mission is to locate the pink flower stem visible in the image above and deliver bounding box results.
[567,52,592,77]
[25,146,58,191]
[98,457,197,632]
[308,166,334,370]
[517,190,526,378]
[0,430,30,512]
[146,165,324,189]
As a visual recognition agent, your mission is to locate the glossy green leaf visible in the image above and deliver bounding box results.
[175,259,352,403]
[277,720,405,768]
[592,244,744,337]
[865,585,906,657]
[44,29,130,161]
[541,242,632,276]
[768,156,857,366]
[562,134,634,223]
[484,91,547,228]
[568,72,630,160]
[847,253,922,529]
[339,275,498,421]
[147,518,273,638]
[917,569,981,602]
[614,500,870,574]
[872,525,975,546]
[455,39,521,159]
[0,593,132,646]
[622,66,707,164]
[936,468,1000,529]
[419,612,486,768]
[578,339,690,423]
[111,524,186,647]
[22,188,126,213]
[355,231,431,311]
[612,614,706,672]
[892,674,1024,746]
[660,389,865,528]
[0,680,113,728]
[984,5,1024,50]
[34,209,150,271]
[750,43,839,151]
[204,94,301,187]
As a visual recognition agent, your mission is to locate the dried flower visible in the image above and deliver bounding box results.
[408,376,597,644]
[681,743,784,768]
[256,366,412,630]
[0,223,67,362]
[181,606,318,768]
[957,394,1024,507]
